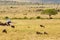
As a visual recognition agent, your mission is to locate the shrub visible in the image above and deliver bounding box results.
[36,16,41,19]
[5,16,9,19]
[23,16,28,19]
[41,9,58,19]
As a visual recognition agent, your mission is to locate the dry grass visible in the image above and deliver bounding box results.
[0,19,60,40]
[0,5,60,19]
[0,5,60,40]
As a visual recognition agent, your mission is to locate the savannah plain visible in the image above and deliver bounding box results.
[0,4,60,40]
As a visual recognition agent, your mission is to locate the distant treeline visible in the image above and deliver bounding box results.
[0,1,60,5]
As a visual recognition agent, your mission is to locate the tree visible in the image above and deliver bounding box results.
[41,9,58,19]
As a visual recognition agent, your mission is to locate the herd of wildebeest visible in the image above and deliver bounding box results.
[0,22,15,33]
[36,25,48,35]
[0,21,48,35]
[0,6,50,34]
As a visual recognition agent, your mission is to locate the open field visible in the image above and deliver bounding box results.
[0,19,60,40]
[0,5,60,19]
[0,5,60,40]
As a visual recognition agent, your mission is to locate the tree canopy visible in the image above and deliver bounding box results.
[41,9,58,15]
[41,9,58,19]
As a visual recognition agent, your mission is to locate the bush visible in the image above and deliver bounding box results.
[41,9,58,19]
[23,16,28,19]
[36,16,41,19]
[5,16,9,19]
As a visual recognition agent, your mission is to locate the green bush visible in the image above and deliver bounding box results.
[23,16,28,19]
[36,16,41,19]
[41,9,58,19]
[5,16,9,19]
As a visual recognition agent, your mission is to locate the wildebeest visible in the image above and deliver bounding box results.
[11,25,15,28]
[0,22,15,28]
[36,32,43,35]
[44,32,48,35]
[0,22,8,26]
[0,22,7,26]
[40,25,45,28]
[2,29,7,33]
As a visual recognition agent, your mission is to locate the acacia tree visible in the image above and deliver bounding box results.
[41,9,58,19]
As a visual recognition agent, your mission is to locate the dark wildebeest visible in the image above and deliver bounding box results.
[0,22,15,28]
[11,25,15,28]
[36,32,43,35]
[2,29,7,33]
[40,25,45,28]
[44,32,48,35]
[0,22,7,26]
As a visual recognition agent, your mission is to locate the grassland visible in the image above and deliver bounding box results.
[0,4,60,40]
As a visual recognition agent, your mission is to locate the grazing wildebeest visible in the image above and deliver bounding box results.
[36,32,43,35]
[40,25,45,28]
[0,22,7,26]
[2,29,7,33]
[44,32,48,35]
[0,22,9,26]
[11,25,15,28]
[0,22,15,28]
[0,16,15,28]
